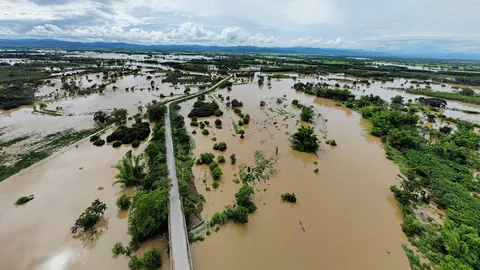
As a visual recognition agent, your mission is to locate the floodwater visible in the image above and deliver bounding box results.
[179,79,411,269]
[0,133,169,270]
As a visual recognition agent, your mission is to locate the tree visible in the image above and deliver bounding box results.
[128,189,169,243]
[235,184,256,213]
[211,166,223,180]
[93,110,113,124]
[215,119,222,128]
[290,126,320,153]
[113,150,146,187]
[112,242,127,256]
[213,142,227,151]
[147,103,166,122]
[112,108,128,125]
[230,154,237,164]
[391,95,404,106]
[197,152,215,165]
[300,106,314,122]
[218,155,226,163]
[71,199,107,234]
[460,88,475,96]
[231,99,243,108]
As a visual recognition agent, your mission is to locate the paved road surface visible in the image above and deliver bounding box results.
[164,76,232,270]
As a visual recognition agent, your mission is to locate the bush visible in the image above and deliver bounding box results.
[235,184,257,213]
[402,214,424,237]
[230,154,236,164]
[112,242,126,256]
[202,129,209,135]
[292,99,299,106]
[71,199,107,234]
[93,139,105,146]
[231,99,243,108]
[210,212,228,226]
[128,248,162,270]
[211,166,223,180]
[227,206,249,223]
[215,119,222,127]
[281,193,297,203]
[233,108,242,115]
[132,140,140,148]
[198,152,215,165]
[213,142,227,151]
[300,106,314,122]
[199,122,205,129]
[238,120,244,126]
[326,139,337,146]
[243,114,250,125]
[106,135,115,143]
[90,134,100,142]
[214,109,223,116]
[116,194,131,210]
[15,195,34,205]
[113,141,122,148]
[218,155,226,163]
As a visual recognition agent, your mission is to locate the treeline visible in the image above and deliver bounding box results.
[0,85,36,110]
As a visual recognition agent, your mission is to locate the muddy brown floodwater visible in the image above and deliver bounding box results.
[0,134,169,270]
[179,78,411,270]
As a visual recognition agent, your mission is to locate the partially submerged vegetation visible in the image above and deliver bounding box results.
[71,199,107,234]
[290,126,320,153]
[15,194,35,205]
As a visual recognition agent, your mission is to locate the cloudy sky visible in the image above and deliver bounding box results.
[0,0,478,53]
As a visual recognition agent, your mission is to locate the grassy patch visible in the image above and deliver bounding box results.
[0,135,31,148]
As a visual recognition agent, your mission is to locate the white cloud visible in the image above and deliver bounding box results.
[24,22,354,48]
[0,0,479,53]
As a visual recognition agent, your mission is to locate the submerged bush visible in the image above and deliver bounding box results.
[113,141,122,148]
[213,142,227,151]
[281,193,297,203]
[71,199,107,234]
[93,139,105,146]
[15,195,35,206]
[116,194,131,210]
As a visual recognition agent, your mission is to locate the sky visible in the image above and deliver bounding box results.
[0,0,479,53]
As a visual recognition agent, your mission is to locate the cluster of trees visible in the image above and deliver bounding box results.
[0,85,36,110]
[188,101,219,118]
[210,184,256,226]
[106,122,151,146]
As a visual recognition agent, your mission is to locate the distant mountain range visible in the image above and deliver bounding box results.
[0,38,479,60]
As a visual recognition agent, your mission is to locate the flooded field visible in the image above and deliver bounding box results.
[0,133,168,270]
[179,79,411,269]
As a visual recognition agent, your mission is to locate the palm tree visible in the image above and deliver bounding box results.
[113,150,146,187]
[290,126,319,153]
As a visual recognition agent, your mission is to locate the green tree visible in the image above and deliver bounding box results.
[230,154,237,164]
[71,199,107,234]
[300,106,314,122]
[112,108,128,125]
[128,188,169,243]
[113,150,146,187]
[235,184,256,213]
[290,126,319,153]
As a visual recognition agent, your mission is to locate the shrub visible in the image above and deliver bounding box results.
[198,152,215,165]
[113,141,122,148]
[112,242,126,256]
[300,106,314,122]
[235,184,257,213]
[106,135,115,143]
[15,195,34,205]
[132,140,140,148]
[211,164,223,180]
[230,154,236,164]
[210,212,228,226]
[281,193,297,203]
[402,214,424,237]
[116,194,131,210]
[228,206,249,223]
[326,139,337,146]
[231,99,243,108]
[214,109,223,116]
[243,114,250,125]
[218,155,226,163]
[212,181,219,189]
[215,119,222,127]
[202,129,209,135]
[200,122,205,129]
[238,120,244,126]
[213,142,227,151]
[192,130,197,135]
[292,99,299,106]
[93,139,105,146]
[71,199,107,234]
[128,248,162,270]
[90,134,100,142]
[233,108,242,115]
